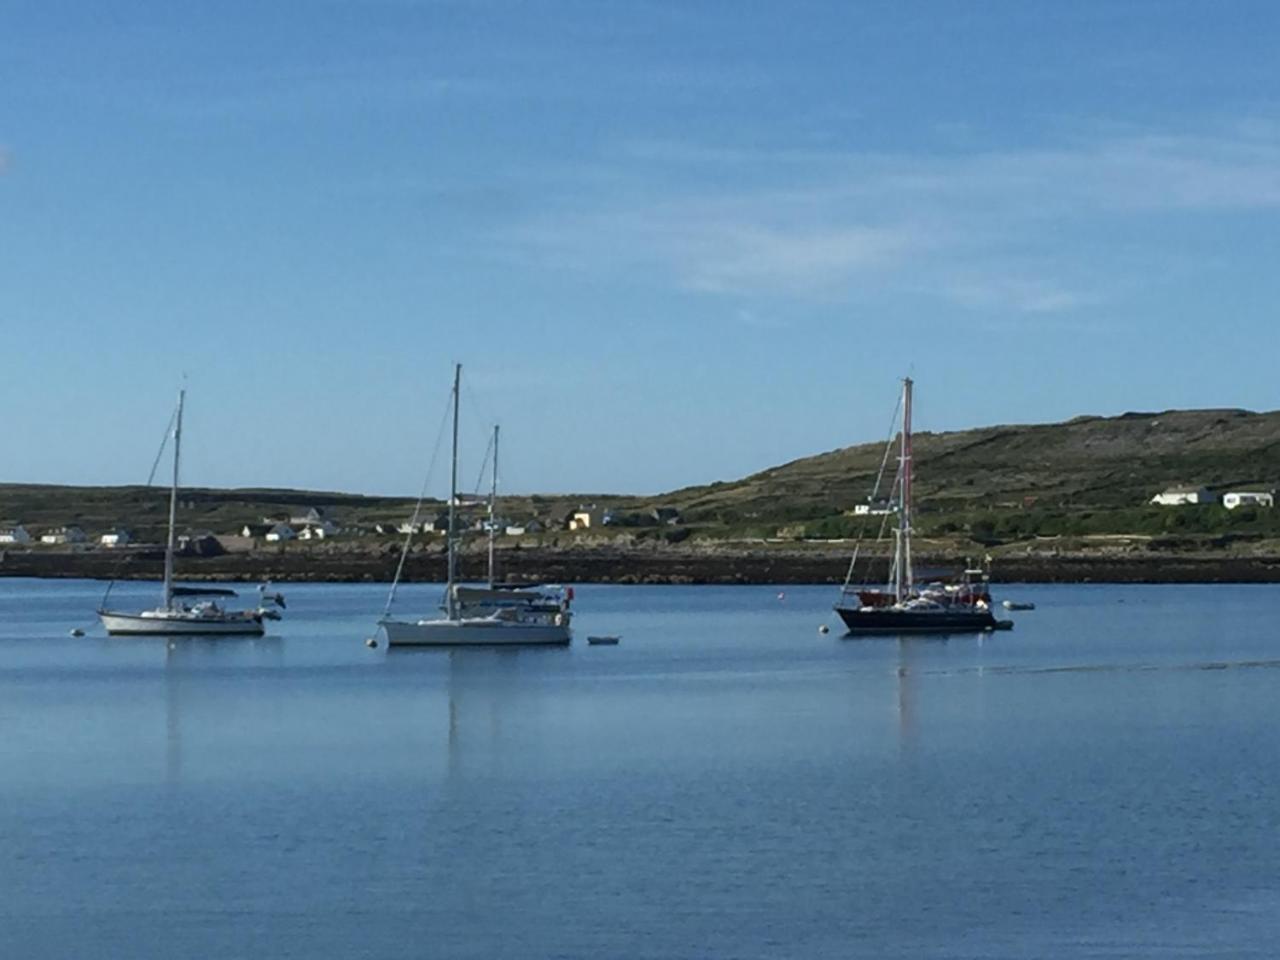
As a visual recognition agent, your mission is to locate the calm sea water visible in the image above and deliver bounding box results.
[1,578,1278,958]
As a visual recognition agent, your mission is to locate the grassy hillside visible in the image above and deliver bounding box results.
[4,407,1279,544]
[0,484,412,541]
[659,407,1280,538]
[0,482,655,542]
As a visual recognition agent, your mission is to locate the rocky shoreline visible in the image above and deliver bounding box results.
[5,542,1280,584]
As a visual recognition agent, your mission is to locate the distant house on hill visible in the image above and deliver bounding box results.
[0,525,32,544]
[100,529,132,547]
[1151,486,1215,506]
[424,513,452,533]
[265,523,296,542]
[651,507,682,525]
[392,513,456,535]
[40,525,87,545]
[241,523,274,538]
[849,499,894,517]
[297,522,336,540]
[178,532,223,557]
[569,506,615,531]
[289,507,330,527]
[479,515,519,533]
[1223,491,1275,510]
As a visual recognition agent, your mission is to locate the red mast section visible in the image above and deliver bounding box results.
[898,377,914,603]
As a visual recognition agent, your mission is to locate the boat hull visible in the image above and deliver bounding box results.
[834,605,1001,635]
[99,610,265,636]
[379,617,571,647]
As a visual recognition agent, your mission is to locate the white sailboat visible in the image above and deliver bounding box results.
[377,364,572,647]
[97,389,284,636]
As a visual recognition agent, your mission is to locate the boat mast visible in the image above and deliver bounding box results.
[446,363,461,619]
[487,423,499,588]
[898,377,914,602]
[163,389,185,611]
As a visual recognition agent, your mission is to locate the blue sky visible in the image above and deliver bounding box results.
[2,1,1278,496]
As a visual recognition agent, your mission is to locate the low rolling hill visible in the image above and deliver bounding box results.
[661,408,1280,535]
[3,408,1279,544]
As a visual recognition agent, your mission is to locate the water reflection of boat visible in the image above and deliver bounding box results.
[833,378,1011,636]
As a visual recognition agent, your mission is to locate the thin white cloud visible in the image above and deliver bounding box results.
[501,208,931,298]
[490,121,1280,313]
[932,133,1280,214]
[942,274,1090,315]
[656,221,924,296]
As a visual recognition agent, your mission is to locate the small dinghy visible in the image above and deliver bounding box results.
[1002,600,1035,611]
[587,635,620,645]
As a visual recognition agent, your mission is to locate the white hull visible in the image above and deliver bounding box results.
[97,389,285,638]
[378,368,575,649]
[379,616,571,647]
[99,610,265,636]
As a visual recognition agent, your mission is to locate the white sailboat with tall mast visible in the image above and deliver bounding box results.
[97,389,284,636]
[377,364,572,647]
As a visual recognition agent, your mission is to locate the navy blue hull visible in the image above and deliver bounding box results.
[835,605,1000,635]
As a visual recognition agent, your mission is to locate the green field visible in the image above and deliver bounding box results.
[3,406,1278,548]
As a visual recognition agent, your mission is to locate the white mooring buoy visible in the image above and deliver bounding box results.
[68,628,85,638]
[365,637,379,649]
[818,624,830,634]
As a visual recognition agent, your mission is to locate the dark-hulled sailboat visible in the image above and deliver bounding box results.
[833,378,1010,635]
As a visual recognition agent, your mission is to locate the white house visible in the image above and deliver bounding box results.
[177,532,220,555]
[0,525,32,544]
[297,521,337,540]
[851,500,894,516]
[41,525,88,544]
[265,523,296,542]
[424,514,452,533]
[289,507,330,527]
[505,525,527,536]
[1223,491,1274,510]
[100,529,132,547]
[1151,486,1216,506]
[570,506,613,530]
